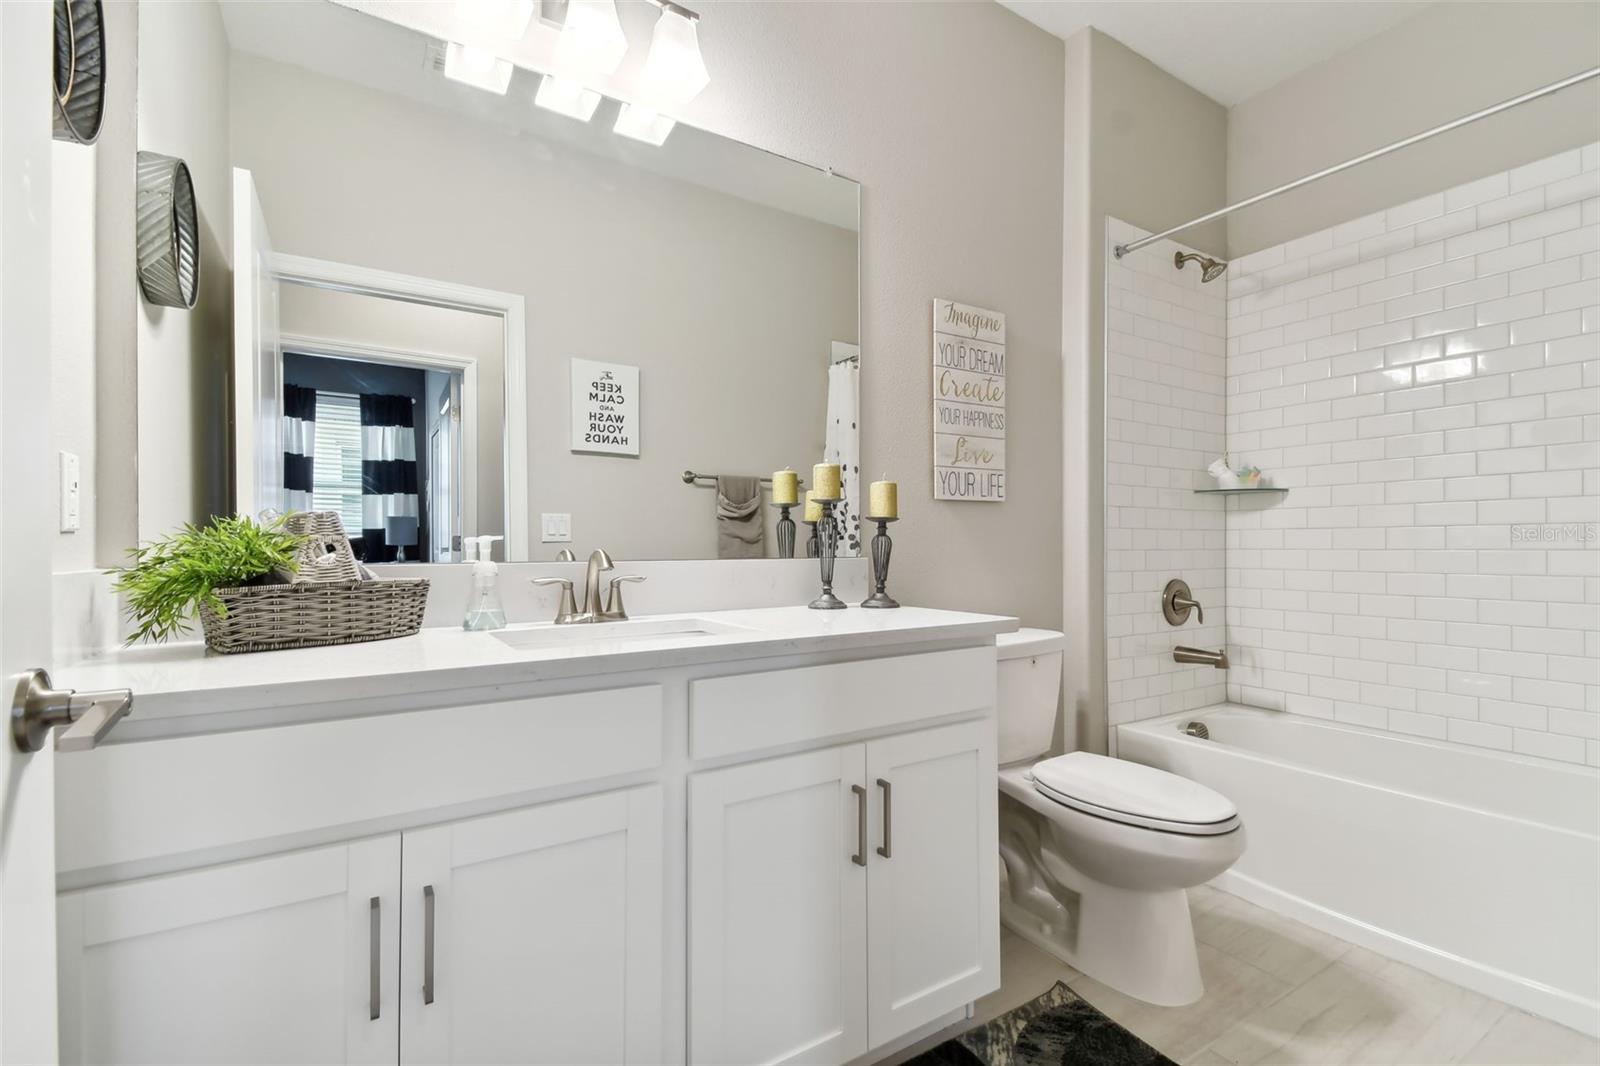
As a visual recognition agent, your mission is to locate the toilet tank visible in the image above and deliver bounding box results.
[995,628,1066,765]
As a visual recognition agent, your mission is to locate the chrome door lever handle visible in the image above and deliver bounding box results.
[10,668,132,753]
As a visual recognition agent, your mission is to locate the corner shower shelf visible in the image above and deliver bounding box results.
[1193,487,1290,497]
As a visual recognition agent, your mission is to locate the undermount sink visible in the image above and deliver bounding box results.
[491,616,751,652]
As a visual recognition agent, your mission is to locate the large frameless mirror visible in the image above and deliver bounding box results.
[135,0,860,562]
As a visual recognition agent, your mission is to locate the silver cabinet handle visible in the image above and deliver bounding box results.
[368,896,381,1021]
[851,784,867,867]
[422,884,436,1005]
[10,668,132,753]
[877,779,893,859]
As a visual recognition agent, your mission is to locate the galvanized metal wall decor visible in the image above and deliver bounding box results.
[53,0,106,145]
[135,151,200,309]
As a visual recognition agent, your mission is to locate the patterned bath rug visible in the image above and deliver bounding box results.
[904,981,1177,1066]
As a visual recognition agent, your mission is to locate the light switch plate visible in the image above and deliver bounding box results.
[59,451,81,533]
[540,513,572,543]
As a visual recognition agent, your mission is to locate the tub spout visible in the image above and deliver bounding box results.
[1174,645,1229,669]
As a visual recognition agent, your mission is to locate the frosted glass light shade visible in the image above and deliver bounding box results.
[443,42,514,94]
[613,103,675,146]
[452,0,535,41]
[640,9,709,109]
[559,0,629,76]
[534,75,602,122]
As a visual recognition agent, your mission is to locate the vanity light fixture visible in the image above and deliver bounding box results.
[613,103,675,146]
[557,0,629,76]
[443,41,514,94]
[452,0,535,41]
[639,0,709,110]
[534,74,602,121]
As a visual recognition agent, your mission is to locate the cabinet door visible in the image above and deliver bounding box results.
[865,720,999,1047]
[400,786,664,1066]
[57,836,400,1066]
[689,745,868,1066]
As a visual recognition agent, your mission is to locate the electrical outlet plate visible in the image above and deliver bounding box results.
[540,513,572,543]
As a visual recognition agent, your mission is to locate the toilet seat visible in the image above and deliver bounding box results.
[1030,752,1240,836]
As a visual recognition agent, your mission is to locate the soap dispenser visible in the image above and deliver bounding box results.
[463,535,507,631]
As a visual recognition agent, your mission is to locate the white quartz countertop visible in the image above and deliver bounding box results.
[60,606,1017,724]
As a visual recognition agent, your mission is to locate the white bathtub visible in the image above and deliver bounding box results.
[1119,705,1600,1036]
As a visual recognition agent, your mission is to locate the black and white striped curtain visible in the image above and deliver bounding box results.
[359,393,418,562]
[283,384,317,513]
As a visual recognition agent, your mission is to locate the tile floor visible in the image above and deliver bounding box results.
[894,884,1600,1066]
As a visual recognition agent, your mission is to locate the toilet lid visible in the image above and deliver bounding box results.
[1031,752,1239,835]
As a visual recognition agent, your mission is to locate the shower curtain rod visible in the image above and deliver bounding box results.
[1113,66,1600,259]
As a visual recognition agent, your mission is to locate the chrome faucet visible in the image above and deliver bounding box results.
[1174,645,1229,669]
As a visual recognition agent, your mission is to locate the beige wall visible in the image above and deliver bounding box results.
[230,52,856,561]
[1227,1,1600,255]
[683,2,1066,623]
[135,0,233,544]
[50,0,137,570]
[1062,28,1228,754]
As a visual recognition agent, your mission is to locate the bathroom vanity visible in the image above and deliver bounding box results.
[52,606,1011,1066]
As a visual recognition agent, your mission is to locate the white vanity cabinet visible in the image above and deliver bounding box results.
[399,786,664,1066]
[57,786,663,1066]
[53,608,1013,1066]
[57,836,402,1066]
[687,720,998,1065]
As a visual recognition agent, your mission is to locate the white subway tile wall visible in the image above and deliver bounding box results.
[1106,219,1229,734]
[1225,144,1600,767]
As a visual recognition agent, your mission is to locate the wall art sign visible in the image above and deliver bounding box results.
[571,358,640,456]
[932,299,1005,501]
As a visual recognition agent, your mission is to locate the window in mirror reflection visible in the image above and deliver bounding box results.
[283,351,464,563]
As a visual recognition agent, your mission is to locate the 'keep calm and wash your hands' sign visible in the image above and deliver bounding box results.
[932,299,1005,501]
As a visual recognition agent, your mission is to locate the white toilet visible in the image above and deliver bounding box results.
[993,629,1245,1006]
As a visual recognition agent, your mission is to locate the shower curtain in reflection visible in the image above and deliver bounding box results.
[359,393,418,562]
[283,384,316,513]
[824,358,861,556]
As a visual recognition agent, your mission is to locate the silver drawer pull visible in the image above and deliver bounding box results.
[851,784,867,867]
[423,884,436,1005]
[876,778,893,859]
[368,896,381,1021]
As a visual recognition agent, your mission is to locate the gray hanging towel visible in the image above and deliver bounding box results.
[716,476,766,559]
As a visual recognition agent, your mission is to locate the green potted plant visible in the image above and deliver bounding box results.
[110,514,304,644]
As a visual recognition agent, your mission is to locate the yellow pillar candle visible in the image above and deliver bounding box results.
[771,468,799,505]
[803,490,823,523]
[868,479,898,519]
[812,462,842,500]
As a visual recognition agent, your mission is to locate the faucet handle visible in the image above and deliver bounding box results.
[604,575,647,621]
[531,578,580,624]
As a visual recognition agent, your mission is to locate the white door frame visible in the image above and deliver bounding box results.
[270,253,530,560]
[280,333,480,556]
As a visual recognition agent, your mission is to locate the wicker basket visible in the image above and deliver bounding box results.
[196,512,430,654]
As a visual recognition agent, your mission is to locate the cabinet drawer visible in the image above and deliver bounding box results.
[58,685,664,876]
[689,647,994,760]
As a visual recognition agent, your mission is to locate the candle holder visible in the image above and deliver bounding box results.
[805,521,820,559]
[861,516,900,608]
[774,503,796,559]
[809,500,846,609]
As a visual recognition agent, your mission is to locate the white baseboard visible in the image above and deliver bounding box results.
[1211,869,1600,1038]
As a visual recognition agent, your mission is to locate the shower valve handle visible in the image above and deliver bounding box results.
[1162,579,1204,626]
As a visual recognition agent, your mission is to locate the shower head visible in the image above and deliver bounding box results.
[1174,251,1228,283]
